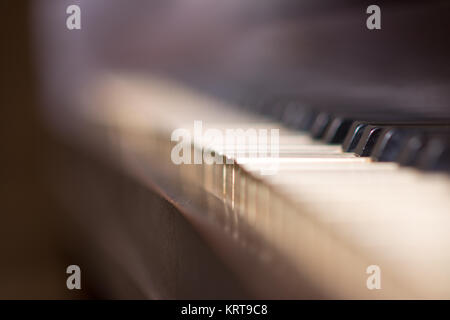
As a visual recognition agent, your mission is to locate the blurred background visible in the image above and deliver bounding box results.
[1,1,88,299]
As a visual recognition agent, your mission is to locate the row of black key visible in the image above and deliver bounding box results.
[236,96,450,173]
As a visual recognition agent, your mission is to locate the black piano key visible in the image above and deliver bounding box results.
[417,137,450,172]
[259,97,282,117]
[397,135,426,167]
[342,122,369,152]
[310,112,332,139]
[328,112,419,149]
[343,118,450,150]
[323,112,419,145]
[297,108,389,140]
[371,128,413,162]
[373,127,450,162]
[356,125,450,158]
[299,110,320,131]
[322,117,355,144]
[353,125,383,156]
[281,103,318,131]
[251,95,450,171]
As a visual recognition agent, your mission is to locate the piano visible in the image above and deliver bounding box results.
[34,0,450,298]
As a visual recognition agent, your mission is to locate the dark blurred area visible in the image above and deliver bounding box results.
[33,0,450,126]
[0,1,88,298]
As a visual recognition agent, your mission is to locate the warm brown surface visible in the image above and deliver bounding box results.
[0,1,87,299]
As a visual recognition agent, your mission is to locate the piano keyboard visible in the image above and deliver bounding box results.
[86,74,450,299]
